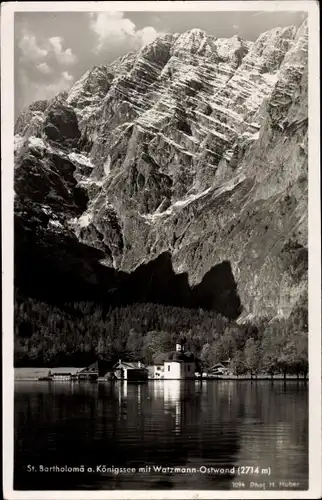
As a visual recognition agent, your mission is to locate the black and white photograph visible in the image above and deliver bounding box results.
[1,1,321,498]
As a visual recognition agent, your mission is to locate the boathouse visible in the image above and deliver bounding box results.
[208,360,231,375]
[113,360,148,381]
[78,360,115,380]
[49,367,81,380]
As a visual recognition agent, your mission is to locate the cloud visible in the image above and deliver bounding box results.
[136,26,160,46]
[18,69,74,110]
[61,71,74,81]
[18,30,48,61]
[16,28,77,111]
[89,12,159,52]
[18,29,77,67]
[49,37,78,65]
[233,25,239,30]
[36,62,52,75]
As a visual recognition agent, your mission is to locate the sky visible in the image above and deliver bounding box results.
[14,10,307,116]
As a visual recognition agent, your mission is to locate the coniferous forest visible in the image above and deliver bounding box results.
[14,288,308,376]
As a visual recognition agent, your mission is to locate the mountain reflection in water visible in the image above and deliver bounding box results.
[14,381,308,490]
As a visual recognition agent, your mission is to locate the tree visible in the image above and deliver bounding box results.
[215,328,235,360]
[209,341,227,366]
[295,333,308,378]
[200,343,211,370]
[215,314,228,336]
[244,338,261,377]
[286,332,308,378]
[95,336,107,357]
[230,351,247,375]
[143,331,173,360]
[277,331,308,378]
[126,329,143,361]
[228,324,246,351]
[260,322,285,377]
[141,344,154,365]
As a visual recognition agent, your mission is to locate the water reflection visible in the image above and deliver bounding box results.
[164,381,181,434]
[14,381,308,490]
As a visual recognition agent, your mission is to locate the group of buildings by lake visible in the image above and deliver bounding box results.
[41,342,201,382]
[29,340,308,382]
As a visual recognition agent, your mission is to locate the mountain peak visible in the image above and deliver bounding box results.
[185,27,207,37]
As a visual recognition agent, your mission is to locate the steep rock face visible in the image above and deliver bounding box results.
[14,21,308,321]
[14,99,49,136]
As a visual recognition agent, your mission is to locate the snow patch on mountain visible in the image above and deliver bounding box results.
[104,156,111,177]
[68,152,94,167]
[29,136,47,149]
[78,213,93,228]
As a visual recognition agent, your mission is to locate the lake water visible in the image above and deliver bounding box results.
[14,380,308,491]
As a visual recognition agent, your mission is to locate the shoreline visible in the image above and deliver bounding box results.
[14,376,309,382]
[14,367,308,382]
